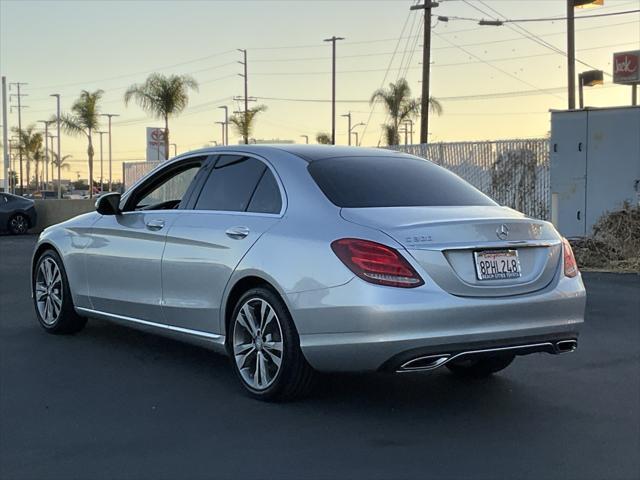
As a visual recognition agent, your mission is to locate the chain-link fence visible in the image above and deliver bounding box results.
[122,161,162,191]
[388,139,550,220]
[124,139,551,220]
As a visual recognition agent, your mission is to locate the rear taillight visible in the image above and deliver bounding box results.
[331,238,424,288]
[562,237,579,278]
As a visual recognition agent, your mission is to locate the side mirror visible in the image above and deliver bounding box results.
[95,193,121,215]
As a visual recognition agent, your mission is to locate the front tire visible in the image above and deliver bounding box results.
[33,250,87,334]
[446,354,515,378]
[229,287,314,401]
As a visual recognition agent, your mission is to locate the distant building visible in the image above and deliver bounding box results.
[242,138,295,145]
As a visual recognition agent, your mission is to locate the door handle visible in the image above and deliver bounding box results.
[225,226,250,239]
[145,219,165,231]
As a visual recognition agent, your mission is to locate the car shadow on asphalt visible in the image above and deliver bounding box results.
[77,317,529,414]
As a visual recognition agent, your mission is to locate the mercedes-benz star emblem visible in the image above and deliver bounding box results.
[496,224,509,240]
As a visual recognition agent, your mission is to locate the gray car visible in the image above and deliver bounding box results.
[1,192,37,234]
[31,146,586,400]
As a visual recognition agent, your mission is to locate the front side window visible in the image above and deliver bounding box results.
[195,155,281,213]
[128,161,203,211]
[308,156,496,208]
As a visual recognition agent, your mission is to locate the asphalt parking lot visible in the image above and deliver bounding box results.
[1,235,638,480]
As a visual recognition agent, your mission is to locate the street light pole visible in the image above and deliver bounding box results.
[37,120,51,191]
[171,143,177,156]
[50,94,62,199]
[567,0,576,109]
[48,134,57,190]
[404,119,414,144]
[97,131,107,192]
[300,135,309,144]
[218,106,228,145]
[324,36,345,145]
[349,122,365,147]
[100,113,119,192]
[341,112,352,146]
[1,77,8,194]
[215,121,225,146]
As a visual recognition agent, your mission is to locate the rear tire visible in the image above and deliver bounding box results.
[8,213,29,235]
[446,354,515,378]
[229,287,315,401]
[33,250,87,334]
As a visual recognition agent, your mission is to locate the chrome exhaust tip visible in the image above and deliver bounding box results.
[397,354,451,373]
[555,339,578,354]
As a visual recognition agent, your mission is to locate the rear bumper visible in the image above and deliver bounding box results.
[288,272,585,372]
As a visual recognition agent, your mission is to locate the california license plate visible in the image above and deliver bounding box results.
[474,250,521,280]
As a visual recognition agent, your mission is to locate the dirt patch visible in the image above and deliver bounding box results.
[570,203,640,273]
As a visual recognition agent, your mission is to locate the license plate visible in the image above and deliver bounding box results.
[474,250,521,281]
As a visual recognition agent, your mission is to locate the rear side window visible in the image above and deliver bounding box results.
[247,170,282,214]
[195,155,270,212]
[308,156,496,208]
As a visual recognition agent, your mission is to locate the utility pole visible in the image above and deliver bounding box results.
[300,135,309,144]
[238,49,249,144]
[567,0,576,109]
[341,112,352,146]
[410,2,438,144]
[218,106,228,145]
[51,94,62,198]
[324,36,344,145]
[97,131,107,192]
[9,82,28,195]
[100,113,119,192]
[1,77,9,193]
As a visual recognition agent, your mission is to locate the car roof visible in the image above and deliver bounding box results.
[174,144,407,163]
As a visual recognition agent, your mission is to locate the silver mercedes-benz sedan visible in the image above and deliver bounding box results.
[31,145,586,400]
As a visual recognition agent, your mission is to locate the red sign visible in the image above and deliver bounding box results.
[613,50,640,85]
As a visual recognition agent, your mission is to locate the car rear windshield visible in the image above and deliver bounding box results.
[308,156,497,208]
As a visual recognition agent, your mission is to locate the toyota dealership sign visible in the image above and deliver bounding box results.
[613,50,640,85]
[146,127,167,161]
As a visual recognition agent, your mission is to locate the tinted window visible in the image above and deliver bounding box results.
[308,156,496,208]
[195,155,266,212]
[133,163,201,210]
[247,170,282,214]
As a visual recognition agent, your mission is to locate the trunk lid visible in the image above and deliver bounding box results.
[341,206,561,297]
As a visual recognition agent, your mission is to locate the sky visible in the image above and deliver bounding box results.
[1,0,639,184]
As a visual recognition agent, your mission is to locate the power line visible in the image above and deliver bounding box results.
[440,8,640,24]
[22,19,637,104]
[254,83,617,104]
[468,0,615,77]
[360,1,417,146]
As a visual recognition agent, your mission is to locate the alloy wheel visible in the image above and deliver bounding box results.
[10,214,28,234]
[233,297,284,391]
[35,257,64,325]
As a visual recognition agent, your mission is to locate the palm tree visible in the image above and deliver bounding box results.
[59,90,103,198]
[7,170,18,191]
[124,73,198,159]
[370,78,442,146]
[316,132,332,145]
[49,152,72,191]
[229,105,267,144]
[12,124,43,192]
